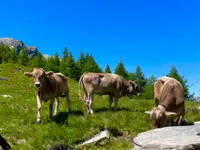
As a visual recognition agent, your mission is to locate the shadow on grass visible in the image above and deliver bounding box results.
[94,107,147,113]
[70,110,84,116]
[52,110,84,125]
[48,143,74,150]
[52,112,69,125]
[181,120,194,126]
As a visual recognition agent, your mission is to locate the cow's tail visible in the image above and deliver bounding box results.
[78,73,87,101]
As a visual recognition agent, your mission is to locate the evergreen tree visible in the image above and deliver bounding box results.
[77,51,86,76]
[0,45,11,62]
[114,60,128,79]
[31,51,45,67]
[167,65,193,99]
[128,72,136,81]
[44,56,55,71]
[105,64,111,73]
[142,75,156,99]
[135,65,147,92]
[19,48,29,65]
[53,52,60,72]
[10,48,18,63]
[66,52,79,80]
[84,54,102,73]
[63,47,69,59]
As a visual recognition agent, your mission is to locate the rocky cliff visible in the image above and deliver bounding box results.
[0,37,38,58]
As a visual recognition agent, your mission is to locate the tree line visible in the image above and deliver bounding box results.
[0,45,194,100]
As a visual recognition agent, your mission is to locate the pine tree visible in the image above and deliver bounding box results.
[77,51,87,76]
[128,72,136,80]
[84,54,102,73]
[105,64,111,73]
[142,75,156,99]
[31,51,45,67]
[114,60,128,79]
[135,65,147,92]
[63,47,69,59]
[53,52,60,72]
[19,48,29,65]
[10,48,18,63]
[66,52,79,80]
[44,56,55,71]
[0,45,11,62]
[167,65,192,99]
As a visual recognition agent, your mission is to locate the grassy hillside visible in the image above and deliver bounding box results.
[0,63,200,150]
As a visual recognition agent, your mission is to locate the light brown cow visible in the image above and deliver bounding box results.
[79,72,140,114]
[146,76,185,128]
[24,68,71,124]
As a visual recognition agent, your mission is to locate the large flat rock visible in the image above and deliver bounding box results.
[133,126,200,150]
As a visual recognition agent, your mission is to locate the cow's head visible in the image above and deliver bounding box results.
[24,68,54,89]
[127,81,140,96]
[145,107,177,129]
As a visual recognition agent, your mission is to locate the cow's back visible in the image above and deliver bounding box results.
[154,76,178,102]
[159,79,184,113]
[82,73,123,94]
[52,73,69,96]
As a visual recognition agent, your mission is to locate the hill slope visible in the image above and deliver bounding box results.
[0,63,200,150]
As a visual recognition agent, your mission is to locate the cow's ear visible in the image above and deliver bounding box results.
[165,111,177,119]
[159,79,165,84]
[24,72,33,77]
[46,71,54,76]
[145,111,152,115]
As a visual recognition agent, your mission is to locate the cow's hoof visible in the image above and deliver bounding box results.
[37,120,41,124]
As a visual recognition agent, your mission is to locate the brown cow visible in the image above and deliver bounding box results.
[24,68,71,124]
[79,72,140,114]
[145,76,185,128]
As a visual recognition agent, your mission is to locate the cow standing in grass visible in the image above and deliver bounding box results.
[145,76,185,128]
[79,72,140,114]
[24,68,71,124]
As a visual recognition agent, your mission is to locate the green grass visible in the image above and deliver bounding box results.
[0,63,200,150]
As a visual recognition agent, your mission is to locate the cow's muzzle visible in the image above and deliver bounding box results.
[35,82,41,88]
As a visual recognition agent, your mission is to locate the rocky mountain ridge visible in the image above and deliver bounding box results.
[0,37,38,58]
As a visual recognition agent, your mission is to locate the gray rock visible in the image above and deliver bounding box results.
[0,77,9,81]
[133,126,200,150]
[0,37,38,58]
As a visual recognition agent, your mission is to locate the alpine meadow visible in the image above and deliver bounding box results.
[0,44,200,149]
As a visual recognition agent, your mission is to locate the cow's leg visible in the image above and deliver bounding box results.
[113,93,118,110]
[36,94,42,124]
[86,91,93,115]
[66,94,71,113]
[109,94,114,109]
[88,95,93,114]
[49,98,54,119]
[53,98,59,116]
[177,115,183,126]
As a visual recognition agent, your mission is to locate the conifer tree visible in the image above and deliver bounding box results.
[19,48,29,65]
[114,60,128,79]
[105,64,111,73]
[135,65,146,92]
[167,65,193,99]
[31,51,45,67]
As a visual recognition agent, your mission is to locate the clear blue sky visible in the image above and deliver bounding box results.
[1,0,200,96]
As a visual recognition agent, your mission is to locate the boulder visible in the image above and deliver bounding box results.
[133,126,200,150]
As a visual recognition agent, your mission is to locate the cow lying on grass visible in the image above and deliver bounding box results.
[79,72,140,114]
[145,76,185,128]
[24,68,71,124]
